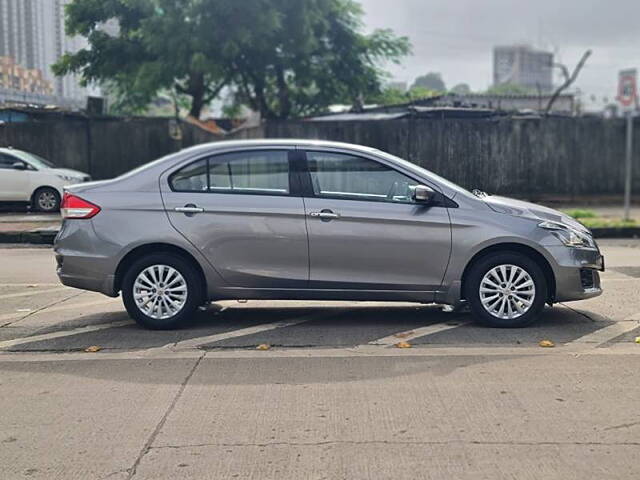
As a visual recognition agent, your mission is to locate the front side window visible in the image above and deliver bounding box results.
[170,150,290,194]
[307,151,419,203]
[0,154,16,169]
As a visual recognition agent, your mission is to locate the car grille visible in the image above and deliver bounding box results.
[580,269,595,289]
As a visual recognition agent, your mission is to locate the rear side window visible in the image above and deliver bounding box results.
[170,150,290,195]
[170,159,208,191]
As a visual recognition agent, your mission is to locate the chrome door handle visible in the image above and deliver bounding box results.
[175,206,204,214]
[309,211,340,219]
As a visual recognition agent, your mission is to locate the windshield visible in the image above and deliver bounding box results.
[10,150,56,169]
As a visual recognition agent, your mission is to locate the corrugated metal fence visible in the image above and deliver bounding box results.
[1,115,638,197]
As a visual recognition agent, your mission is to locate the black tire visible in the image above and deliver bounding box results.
[33,187,60,213]
[465,252,547,328]
[122,253,203,330]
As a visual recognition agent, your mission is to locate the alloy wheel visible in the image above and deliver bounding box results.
[38,190,58,211]
[479,264,536,320]
[133,265,188,320]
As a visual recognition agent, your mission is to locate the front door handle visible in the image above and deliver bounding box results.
[309,210,340,220]
[175,205,204,214]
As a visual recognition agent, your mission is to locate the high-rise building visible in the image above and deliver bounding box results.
[0,0,98,106]
[493,45,554,93]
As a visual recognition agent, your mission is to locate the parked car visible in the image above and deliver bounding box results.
[54,140,603,329]
[0,147,91,212]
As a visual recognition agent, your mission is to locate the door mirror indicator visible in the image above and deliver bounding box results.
[11,161,26,171]
[413,185,435,203]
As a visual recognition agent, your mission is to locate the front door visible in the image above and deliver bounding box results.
[161,148,309,288]
[0,153,30,201]
[301,150,452,292]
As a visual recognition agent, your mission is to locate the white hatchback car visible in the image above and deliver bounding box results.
[0,148,90,212]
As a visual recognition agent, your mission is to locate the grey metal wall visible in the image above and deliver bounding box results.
[256,117,640,197]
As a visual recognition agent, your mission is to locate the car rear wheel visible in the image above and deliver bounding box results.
[33,187,60,212]
[465,252,547,328]
[122,254,202,329]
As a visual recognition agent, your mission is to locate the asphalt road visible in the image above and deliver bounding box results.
[1,240,640,479]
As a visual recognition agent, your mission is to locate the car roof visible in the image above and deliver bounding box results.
[178,139,381,156]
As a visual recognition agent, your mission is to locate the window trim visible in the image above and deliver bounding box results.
[168,149,297,197]
[299,149,433,206]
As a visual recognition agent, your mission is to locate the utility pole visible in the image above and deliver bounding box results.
[624,111,633,221]
[617,69,637,221]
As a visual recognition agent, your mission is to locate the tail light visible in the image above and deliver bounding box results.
[61,192,101,219]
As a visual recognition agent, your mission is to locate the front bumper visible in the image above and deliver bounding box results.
[546,245,604,302]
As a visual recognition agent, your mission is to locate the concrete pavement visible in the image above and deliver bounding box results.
[1,241,640,479]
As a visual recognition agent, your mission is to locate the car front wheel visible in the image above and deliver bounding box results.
[465,252,547,328]
[122,254,202,329]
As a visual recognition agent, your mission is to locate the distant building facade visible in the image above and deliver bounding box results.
[493,45,554,92]
[0,0,98,107]
[0,56,53,94]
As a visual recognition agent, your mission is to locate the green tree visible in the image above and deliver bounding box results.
[450,83,471,95]
[227,0,410,118]
[54,0,410,119]
[411,72,446,92]
[53,0,267,117]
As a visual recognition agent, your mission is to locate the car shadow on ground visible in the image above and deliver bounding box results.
[2,304,613,352]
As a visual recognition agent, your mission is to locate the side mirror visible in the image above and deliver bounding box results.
[413,184,435,203]
[12,161,26,171]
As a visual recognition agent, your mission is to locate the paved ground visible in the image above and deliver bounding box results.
[1,241,640,479]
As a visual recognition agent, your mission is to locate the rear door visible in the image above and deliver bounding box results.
[160,148,309,288]
[300,149,452,293]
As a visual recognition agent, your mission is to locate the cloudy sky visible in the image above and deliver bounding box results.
[359,0,639,107]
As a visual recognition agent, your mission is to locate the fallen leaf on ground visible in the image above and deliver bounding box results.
[395,341,412,349]
[256,343,271,350]
[394,331,414,339]
[539,340,555,348]
[84,345,102,353]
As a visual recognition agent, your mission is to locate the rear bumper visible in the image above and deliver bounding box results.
[56,252,118,297]
[54,220,119,297]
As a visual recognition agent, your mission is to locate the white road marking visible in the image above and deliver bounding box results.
[0,321,132,350]
[0,287,69,301]
[564,320,640,347]
[0,298,120,323]
[368,321,469,347]
[150,309,340,353]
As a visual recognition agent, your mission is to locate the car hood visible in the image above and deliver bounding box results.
[51,168,89,179]
[483,195,589,233]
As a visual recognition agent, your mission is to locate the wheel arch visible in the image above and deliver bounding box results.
[460,242,556,303]
[30,185,61,203]
[114,242,208,296]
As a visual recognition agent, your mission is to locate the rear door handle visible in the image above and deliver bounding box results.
[309,210,340,219]
[175,205,204,214]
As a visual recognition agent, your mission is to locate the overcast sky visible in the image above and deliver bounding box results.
[359,0,640,107]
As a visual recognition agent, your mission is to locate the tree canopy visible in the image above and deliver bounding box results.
[450,83,471,95]
[411,72,446,92]
[53,0,410,119]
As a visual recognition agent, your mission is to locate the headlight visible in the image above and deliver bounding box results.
[56,174,76,182]
[538,221,596,249]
